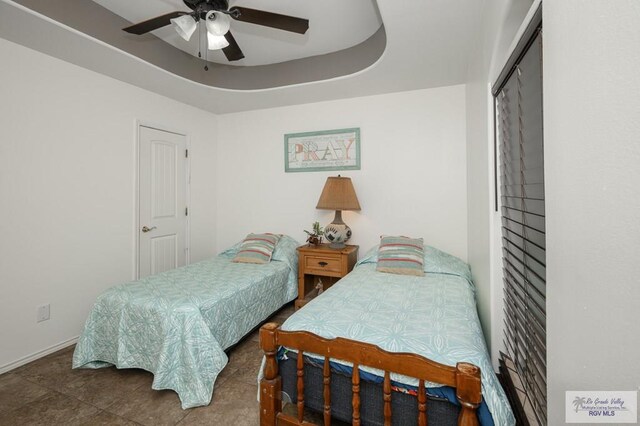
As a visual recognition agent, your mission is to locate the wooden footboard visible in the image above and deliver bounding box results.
[259,322,482,426]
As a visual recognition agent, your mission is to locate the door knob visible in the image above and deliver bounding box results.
[142,226,157,233]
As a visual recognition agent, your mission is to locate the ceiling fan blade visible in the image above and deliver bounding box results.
[222,31,245,61]
[229,7,309,34]
[123,11,188,35]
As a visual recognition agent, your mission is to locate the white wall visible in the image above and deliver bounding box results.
[465,0,533,359]
[544,2,640,424]
[0,39,218,371]
[216,86,468,261]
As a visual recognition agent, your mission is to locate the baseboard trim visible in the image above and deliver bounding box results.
[0,336,79,375]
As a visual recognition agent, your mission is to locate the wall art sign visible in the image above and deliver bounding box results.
[284,128,360,173]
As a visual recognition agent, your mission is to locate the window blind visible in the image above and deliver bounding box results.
[495,28,546,425]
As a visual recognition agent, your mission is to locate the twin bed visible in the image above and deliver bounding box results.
[73,235,299,409]
[73,235,514,425]
[260,245,514,425]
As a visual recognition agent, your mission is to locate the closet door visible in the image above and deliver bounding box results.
[138,126,188,278]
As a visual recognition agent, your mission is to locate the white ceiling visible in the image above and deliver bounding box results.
[0,0,483,114]
[92,0,383,66]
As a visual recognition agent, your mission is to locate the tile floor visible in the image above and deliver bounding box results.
[0,304,296,426]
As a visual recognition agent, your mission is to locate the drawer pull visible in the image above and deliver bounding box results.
[318,261,328,267]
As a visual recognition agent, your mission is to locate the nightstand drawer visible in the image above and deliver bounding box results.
[304,255,341,274]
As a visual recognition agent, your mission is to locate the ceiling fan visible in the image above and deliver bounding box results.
[123,0,309,63]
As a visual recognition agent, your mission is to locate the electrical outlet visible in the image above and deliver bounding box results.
[37,304,50,323]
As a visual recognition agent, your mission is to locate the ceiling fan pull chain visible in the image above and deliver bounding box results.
[198,21,202,59]
[203,23,208,71]
[195,21,207,71]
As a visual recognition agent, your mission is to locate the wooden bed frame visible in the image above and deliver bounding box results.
[259,322,482,426]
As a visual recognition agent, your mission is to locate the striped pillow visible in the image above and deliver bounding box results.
[376,236,425,276]
[232,233,281,264]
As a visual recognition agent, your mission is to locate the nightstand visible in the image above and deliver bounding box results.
[295,244,359,310]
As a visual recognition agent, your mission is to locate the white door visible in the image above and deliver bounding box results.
[138,126,188,278]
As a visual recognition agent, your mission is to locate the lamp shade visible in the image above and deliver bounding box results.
[207,32,229,50]
[205,11,231,36]
[170,15,197,41]
[316,176,361,211]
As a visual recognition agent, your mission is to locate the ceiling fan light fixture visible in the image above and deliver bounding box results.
[205,11,231,36]
[170,14,197,41]
[123,3,310,63]
[207,33,230,50]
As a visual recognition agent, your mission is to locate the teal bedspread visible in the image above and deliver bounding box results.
[279,245,515,426]
[73,236,299,409]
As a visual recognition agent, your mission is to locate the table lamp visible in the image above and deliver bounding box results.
[316,176,361,249]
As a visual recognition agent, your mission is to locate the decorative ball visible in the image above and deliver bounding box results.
[324,223,352,246]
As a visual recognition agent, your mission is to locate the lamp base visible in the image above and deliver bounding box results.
[324,211,352,249]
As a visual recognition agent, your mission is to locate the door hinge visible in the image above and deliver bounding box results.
[185,149,189,158]
[185,207,189,216]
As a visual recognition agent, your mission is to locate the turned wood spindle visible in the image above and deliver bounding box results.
[352,364,361,426]
[418,379,427,426]
[297,350,305,423]
[383,370,392,426]
[323,357,331,426]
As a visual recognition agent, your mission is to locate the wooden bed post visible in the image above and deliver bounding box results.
[455,362,482,426]
[260,323,282,426]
